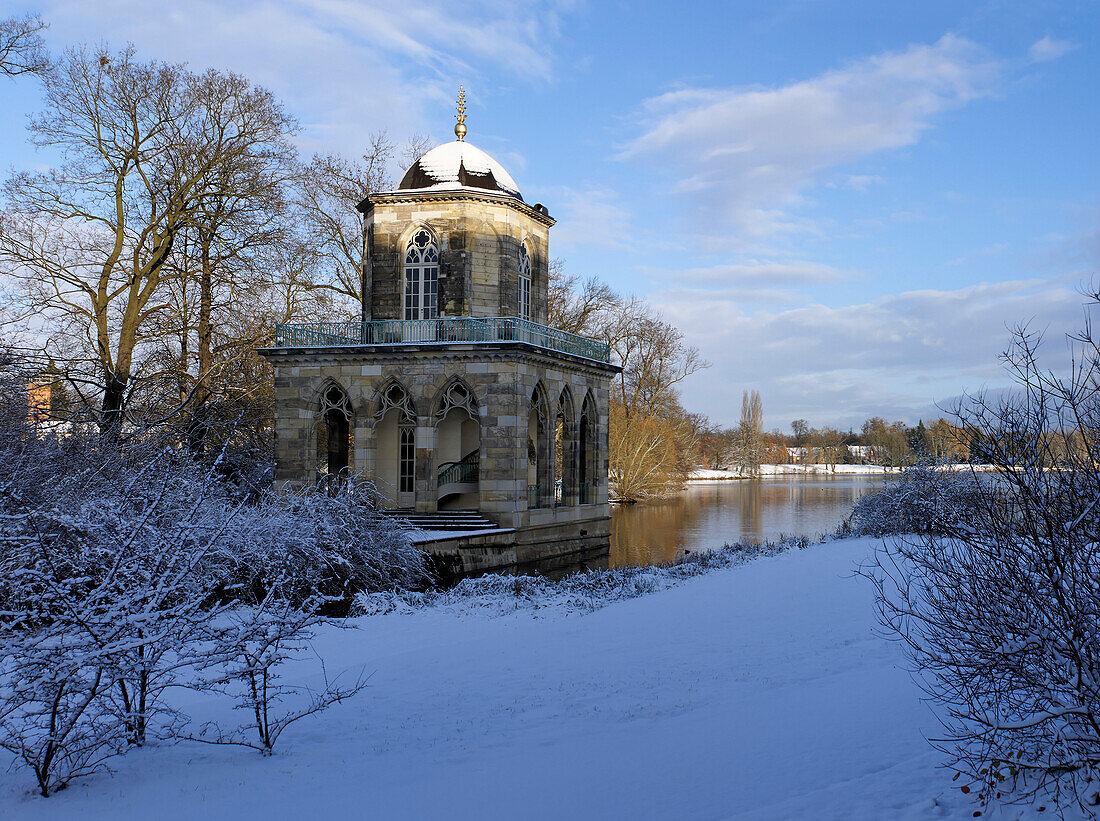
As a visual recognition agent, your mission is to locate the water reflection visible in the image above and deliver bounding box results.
[610,476,888,568]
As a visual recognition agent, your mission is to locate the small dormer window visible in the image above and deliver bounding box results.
[405,229,439,320]
[519,244,531,321]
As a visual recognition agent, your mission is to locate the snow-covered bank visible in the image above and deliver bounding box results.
[691,464,899,479]
[691,463,997,480]
[0,537,1065,820]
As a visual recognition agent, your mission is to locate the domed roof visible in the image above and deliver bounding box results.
[398,140,522,201]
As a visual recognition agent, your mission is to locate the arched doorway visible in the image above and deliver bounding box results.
[434,380,480,510]
[555,387,577,506]
[373,382,416,508]
[528,383,551,508]
[579,392,598,504]
[316,384,353,487]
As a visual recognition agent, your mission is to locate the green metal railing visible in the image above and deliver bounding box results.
[577,482,592,505]
[272,317,611,364]
[528,483,545,509]
[437,450,479,487]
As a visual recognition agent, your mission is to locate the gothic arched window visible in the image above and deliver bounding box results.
[404,228,439,320]
[518,244,531,320]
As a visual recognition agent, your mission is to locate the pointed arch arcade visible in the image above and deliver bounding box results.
[528,382,552,508]
[579,390,598,504]
[315,381,353,483]
[371,380,418,507]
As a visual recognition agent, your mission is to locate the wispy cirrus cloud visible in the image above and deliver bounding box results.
[1028,35,1076,63]
[635,259,850,303]
[35,0,568,158]
[620,34,1006,242]
[656,274,1089,428]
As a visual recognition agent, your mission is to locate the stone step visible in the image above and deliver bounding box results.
[387,510,498,532]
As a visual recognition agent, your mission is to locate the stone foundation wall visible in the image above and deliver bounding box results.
[415,515,611,579]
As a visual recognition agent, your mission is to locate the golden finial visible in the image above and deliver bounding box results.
[454,85,467,141]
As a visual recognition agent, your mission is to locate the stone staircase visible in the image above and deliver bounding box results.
[389,510,499,532]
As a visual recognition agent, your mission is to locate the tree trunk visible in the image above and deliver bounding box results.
[189,232,214,455]
[100,373,127,441]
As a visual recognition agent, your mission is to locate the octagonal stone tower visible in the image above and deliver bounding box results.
[259,92,620,576]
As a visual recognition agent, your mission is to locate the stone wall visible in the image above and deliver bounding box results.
[363,191,553,323]
[261,342,615,530]
[414,515,612,579]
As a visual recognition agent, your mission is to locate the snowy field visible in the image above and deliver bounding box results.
[0,537,1069,820]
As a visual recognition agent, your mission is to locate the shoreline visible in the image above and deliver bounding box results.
[688,463,996,481]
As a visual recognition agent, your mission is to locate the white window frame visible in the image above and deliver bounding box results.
[399,426,415,494]
[404,228,439,320]
[519,244,532,320]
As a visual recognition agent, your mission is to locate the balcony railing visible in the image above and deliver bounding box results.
[437,450,479,487]
[272,317,611,364]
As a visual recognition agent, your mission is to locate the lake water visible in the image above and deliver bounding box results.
[609,475,889,568]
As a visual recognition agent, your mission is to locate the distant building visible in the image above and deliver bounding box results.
[27,378,51,426]
[259,91,621,575]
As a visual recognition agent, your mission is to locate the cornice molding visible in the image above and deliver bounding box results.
[359,189,556,227]
[257,341,620,374]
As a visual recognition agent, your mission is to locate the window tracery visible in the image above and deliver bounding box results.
[318,384,352,422]
[373,382,416,425]
[435,381,478,420]
[404,228,439,320]
[518,244,531,320]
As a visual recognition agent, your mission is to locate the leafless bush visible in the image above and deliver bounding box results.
[188,596,364,755]
[860,305,1100,814]
[0,365,427,794]
[215,484,429,615]
[847,462,982,536]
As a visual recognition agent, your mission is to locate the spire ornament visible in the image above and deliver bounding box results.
[454,86,467,141]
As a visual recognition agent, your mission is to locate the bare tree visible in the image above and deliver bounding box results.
[737,389,763,476]
[0,46,299,440]
[0,14,48,77]
[157,70,299,454]
[861,302,1100,814]
[295,134,395,315]
[547,258,620,335]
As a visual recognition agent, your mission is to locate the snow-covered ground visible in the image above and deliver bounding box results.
[0,537,1066,820]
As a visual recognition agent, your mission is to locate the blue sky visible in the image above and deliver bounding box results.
[1,0,1097,430]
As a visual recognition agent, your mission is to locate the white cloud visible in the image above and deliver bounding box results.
[656,274,1088,429]
[663,260,848,286]
[633,259,850,302]
[840,174,884,192]
[621,34,1003,241]
[1028,36,1076,63]
[35,0,565,160]
[550,187,636,251]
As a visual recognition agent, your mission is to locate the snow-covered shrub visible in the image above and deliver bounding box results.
[213,485,428,615]
[847,463,982,536]
[356,536,814,618]
[187,597,364,755]
[861,317,1100,815]
[0,381,428,795]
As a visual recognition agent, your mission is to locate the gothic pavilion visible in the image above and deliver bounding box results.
[258,91,620,575]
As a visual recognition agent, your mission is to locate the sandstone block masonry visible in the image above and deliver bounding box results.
[360,190,553,322]
[260,341,617,532]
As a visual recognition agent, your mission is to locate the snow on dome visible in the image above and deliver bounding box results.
[398,141,522,200]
